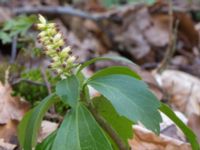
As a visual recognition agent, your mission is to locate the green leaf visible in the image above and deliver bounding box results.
[159,104,200,150]
[101,0,118,7]
[77,72,91,102]
[36,131,57,150]
[0,31,12,44]
[100,0,156,8]
[52,103,113,150]
[2,15,36,40]
[89,66,141,80]
[77,56,136,74]
[18,93,57,150]
[93,96,133,147]
[56,75,80,107]
[87,74,162,134]
[18,109,33,148]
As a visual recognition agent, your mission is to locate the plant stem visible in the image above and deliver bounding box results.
[88,104,128,150]
[156,0,176,73]
[41,68,52,94]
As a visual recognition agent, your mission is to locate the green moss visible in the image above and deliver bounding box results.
[12,69,58,104]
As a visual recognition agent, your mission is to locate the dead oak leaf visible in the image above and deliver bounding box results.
[188,114,200,143]
[0,138,16,150]
[129,125,191,150]
[0,120,18,143]
[0,82,29,124]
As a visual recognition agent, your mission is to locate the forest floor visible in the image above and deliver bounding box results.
[0,0,200,149]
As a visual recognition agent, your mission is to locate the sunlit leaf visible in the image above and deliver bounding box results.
[88,74,162,134]
[93,96,133,146]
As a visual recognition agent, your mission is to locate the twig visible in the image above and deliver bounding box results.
[156,0,178,73]
[12,78,46,86]
[13,3,145,22]
[40,68,56,114]
[88,104,128,150]
[13,6,105,21]
[10,35,18,64]
[5,66,11,85]
[40,68,52,94]
[44,112,63,123]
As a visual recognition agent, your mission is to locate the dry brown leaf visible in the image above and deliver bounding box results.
[137,69,163,100]
[174,12,199,48]
[154,70,200,117]
[171,55,189,66]
[129,125,191,150]
[0,82,29,144]
[0,7,11,24]
[154,70,200,146]
[160,111,187,142]
[38,121,58,143]
[0,120,18,144]
[172,0,200,12]
[118,7,152,59]
[0,82,29,124]
[144,14,169,47]
[150,2,199,49]
[0,139,16,150]
[188,114,200,143]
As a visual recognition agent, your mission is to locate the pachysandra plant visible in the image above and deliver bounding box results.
[18,15,200,150]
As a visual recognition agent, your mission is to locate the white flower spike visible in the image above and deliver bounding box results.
[36,15,78,79]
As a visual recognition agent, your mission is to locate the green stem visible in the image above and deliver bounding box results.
[87,104,128,150]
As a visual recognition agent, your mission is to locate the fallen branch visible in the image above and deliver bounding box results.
[13,6,105,21]
[13,3,145,22]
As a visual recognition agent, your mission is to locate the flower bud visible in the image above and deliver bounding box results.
[60,74,67,79]
[55,68,62,74]
[60,49,70,58]
[54,33,62,41]
[46,49,56,56]
[52,56,60,62]
[47,65,52,68]
[56,39,64,47]
[43,40,51,45]
[39,14,47,24]
[62,46,71,53]
[51,61,61,68]
[45,45,54,50]
[40,37,50,43]
[62,63,67,68]
[38,31,46,38]
[47,23,56,28]
[56,48,61,52]
[37,23,46,30]
[67,56,76,64]
[46,28,57,36]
